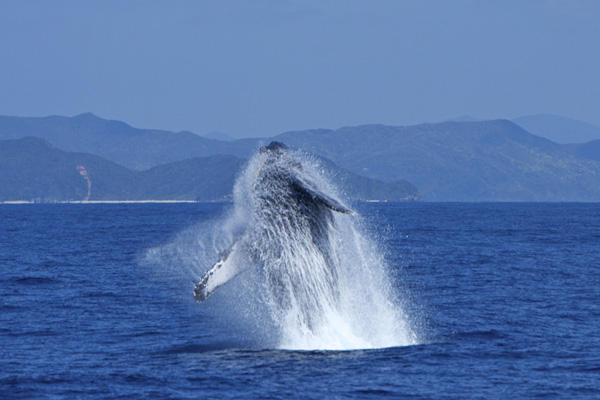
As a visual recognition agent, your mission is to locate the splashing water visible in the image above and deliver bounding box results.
[148,144,418,350]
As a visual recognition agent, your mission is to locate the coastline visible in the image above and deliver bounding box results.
[0,200,203,204]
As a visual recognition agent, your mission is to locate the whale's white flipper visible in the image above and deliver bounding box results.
[194,243,247,302]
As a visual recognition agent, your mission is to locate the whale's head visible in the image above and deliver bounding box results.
[260,141,288,156]
[254,141,354,215]
[259,141,298,170]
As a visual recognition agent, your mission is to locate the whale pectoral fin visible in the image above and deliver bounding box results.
[310,189,355,214]
[194,243,247,302]
[193,270,216,302]
[294,179,355,214]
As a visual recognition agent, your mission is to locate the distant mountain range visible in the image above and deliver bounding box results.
[513,114,600,144]
[563,140,600,163]
[0,113,249,170]
[0,137,419,202]
[446,113,600,145]
[272,121,600,201]
[204,131,236,141]
[1,113,599,202]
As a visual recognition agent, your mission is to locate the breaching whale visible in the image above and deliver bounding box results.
[193,141,354,328]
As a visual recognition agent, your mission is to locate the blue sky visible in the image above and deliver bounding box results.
[1,0,599,138]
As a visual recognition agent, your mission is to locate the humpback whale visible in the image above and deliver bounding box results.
[194,141,354,328]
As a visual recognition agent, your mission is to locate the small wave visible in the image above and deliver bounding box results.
[13,276,62,285]
[160,341,255,355]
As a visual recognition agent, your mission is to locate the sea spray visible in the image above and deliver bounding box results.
[147,144,418,350]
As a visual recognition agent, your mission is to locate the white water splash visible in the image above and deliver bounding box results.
[146,145,418,350]
[215,147,417,350]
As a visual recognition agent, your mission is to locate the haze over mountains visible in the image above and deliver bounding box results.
[447,114,600,145]
[512,114,600,144]
[0,135,419,203]
[0,113,599,202]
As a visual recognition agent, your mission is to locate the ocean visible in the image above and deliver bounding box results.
[1,202,599,399]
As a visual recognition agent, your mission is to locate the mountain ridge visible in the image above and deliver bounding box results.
[270,120,600,201]
[512,114,600,144]
[1,113,599,201]
[0,137,419,202]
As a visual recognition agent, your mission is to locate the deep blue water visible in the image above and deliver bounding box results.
[1,203,599,399]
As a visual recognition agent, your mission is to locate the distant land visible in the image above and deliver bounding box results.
[0,137,419,203]
[444,115,482,123]
[446,114,600,144]
[0,113,249,170]
[203,131,236,141]
[272,121,600,201]
[1,113,599,201]
[562,140,600,164]
[512,114,600,144]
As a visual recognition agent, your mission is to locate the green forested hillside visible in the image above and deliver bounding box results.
[0,137,136,202]
[564,140,600,163]
[0,137,419,202]
[273,121,600,201]
[2,114,600,201]
[0,113,251,170]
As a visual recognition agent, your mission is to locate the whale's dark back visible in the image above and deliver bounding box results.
[246,144,342,330]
